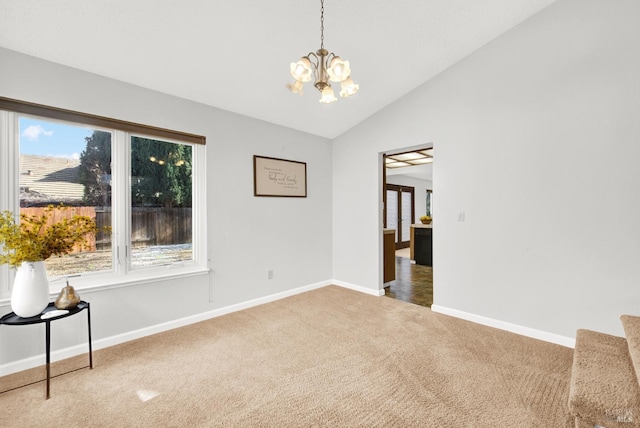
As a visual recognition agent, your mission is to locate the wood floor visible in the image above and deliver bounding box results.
[384,252,433,307]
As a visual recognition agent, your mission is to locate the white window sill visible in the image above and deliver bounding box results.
[0,267,210,306]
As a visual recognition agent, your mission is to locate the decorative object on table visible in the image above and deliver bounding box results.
[11,260,50,318]
[55,280,81,310]
[286,0,359,104]
[0,204,109,318]
[420,215,432,225]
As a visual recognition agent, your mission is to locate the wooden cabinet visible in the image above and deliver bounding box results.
[410,227,415,260]
[411,224,432,265]
[383,229,395,283]
[414,226,433,266]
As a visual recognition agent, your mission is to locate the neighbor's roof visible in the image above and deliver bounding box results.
[19,154,84,204]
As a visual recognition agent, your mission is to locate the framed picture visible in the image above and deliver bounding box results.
[253,155,307,197]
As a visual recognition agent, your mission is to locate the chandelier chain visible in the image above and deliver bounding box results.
[320,0,324,50]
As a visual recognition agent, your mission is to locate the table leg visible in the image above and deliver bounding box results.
[87,303,93,369]
[45,320,51,399]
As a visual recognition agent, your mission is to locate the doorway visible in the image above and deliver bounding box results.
[382,147,434,307]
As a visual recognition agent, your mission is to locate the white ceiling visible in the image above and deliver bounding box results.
[0,0,557,139]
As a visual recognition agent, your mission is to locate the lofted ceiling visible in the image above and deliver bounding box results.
[0,0,557,139]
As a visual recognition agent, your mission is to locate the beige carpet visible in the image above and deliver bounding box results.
[569,328,640,427]
[0,286,574,427]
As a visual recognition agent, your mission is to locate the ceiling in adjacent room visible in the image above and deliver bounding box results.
[386,149,434,182]
[0,0,557,139]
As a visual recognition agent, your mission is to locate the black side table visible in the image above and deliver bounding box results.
[0,301,92,399]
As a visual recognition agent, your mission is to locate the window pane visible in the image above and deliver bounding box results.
[19,118,113,278]
[130,136,193,267]
[401,190,412,239]
[386,189,398,242]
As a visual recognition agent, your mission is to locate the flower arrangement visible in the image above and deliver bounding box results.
[0,204,109,268]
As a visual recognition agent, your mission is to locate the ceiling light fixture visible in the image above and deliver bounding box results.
[287,0,359,104]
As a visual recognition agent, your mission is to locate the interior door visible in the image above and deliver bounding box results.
[385,184,415,249]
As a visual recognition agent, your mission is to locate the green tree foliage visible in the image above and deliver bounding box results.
[79,132,192,208]
[79,131,112,206]
[130,137,192,208]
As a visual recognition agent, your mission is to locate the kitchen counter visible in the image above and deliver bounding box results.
[412,223,432,228]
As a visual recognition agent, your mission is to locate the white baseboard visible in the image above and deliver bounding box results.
[332,280,385,297]
[0,342,95,379]
[431,304,576,349]
[0,280,333,377]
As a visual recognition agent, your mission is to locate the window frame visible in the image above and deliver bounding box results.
[0,97,207,300]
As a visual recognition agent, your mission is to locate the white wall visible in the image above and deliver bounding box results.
[333,0,640,339]
[0,48,333,369]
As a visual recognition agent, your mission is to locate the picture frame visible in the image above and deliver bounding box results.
[253,155,307,197]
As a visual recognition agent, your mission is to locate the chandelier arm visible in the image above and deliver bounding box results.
[325,52,336,67]
[307,52,319,63]
[306,52,320,73]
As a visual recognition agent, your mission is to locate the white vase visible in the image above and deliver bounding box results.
[11,261,50,318]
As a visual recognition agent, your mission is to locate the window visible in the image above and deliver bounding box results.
[19,118,113,278]
[0,98,207,298]
[129,136,193,268]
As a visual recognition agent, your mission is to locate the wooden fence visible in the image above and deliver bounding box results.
[21,206,97,254]
[20,206,192,253]
[129,207,192,248]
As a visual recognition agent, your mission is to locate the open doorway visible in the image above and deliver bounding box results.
[382,147,433,307]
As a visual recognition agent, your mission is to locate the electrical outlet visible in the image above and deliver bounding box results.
[268,270,274,280]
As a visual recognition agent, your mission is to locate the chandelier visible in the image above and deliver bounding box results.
[287,0,359,104]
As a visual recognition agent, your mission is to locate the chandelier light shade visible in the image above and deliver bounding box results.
[287,0,359,104]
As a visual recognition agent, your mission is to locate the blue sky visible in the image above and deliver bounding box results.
[20,117,93,159]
